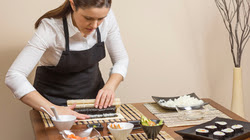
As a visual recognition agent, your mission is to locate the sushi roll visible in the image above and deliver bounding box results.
[195,128,209,137]
[215,121,227,130]
[205,125,217,134]
[74,106,116,115]
[213,131,225,140]
[231,124,244,133]
[221,128,234,137]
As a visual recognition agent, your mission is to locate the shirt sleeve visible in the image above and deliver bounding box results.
[105,10,129,79]
[5,20,55,99]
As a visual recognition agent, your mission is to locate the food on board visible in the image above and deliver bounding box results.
[213,131,226,139]
[221,128,235,137]
[205,125,218,134]
[231,124,244,133]
[215,121,227,130]
[195,128,209,137]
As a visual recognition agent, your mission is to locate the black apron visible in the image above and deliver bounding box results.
[33,17,106,106]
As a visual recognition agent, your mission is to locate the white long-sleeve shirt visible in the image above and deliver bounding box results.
[5,10,129,99]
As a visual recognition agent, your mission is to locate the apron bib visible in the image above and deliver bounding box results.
[34,17,106,106]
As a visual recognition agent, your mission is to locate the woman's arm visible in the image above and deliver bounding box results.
[5,20,89,119]
[21,91,89,119]
[94,10,129,108]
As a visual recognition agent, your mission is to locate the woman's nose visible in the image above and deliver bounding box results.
[91,20,98,29]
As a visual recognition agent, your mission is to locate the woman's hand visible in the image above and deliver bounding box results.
[94,73,123,109]
[94,88,115,109]
[54,104,90,120]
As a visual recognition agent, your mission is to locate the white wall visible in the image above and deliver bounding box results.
[0,0,249,140]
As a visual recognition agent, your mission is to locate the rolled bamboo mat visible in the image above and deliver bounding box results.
[40,104,144,128]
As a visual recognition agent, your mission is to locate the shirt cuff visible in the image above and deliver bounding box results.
[110,64,128,80]
[13,82,36,99]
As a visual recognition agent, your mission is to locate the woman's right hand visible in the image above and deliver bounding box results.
[54,104,90,120]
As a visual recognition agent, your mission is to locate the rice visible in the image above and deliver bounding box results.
[158,95,204,107]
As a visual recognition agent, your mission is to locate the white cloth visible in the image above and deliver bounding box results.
[5,10,129,99]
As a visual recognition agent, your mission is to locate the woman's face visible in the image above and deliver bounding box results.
[71,5,110,37]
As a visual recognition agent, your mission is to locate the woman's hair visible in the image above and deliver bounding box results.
[35,0,112,29]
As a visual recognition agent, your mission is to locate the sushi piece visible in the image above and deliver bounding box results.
[215,121,227,130]
[195,128,209,137]
[231,124,244,133]
[213,131,225,140]
[205,125,217,134]
[221,128,234,137]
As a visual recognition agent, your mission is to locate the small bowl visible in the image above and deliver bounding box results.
[51,115,76,132]
[176,106,206,121]
[61,128,101,140]
[107,122,134,140]
[140,119,164,139]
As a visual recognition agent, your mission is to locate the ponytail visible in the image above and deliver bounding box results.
[35,0,72,29]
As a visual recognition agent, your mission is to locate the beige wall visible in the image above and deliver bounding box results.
[0,0,249,140]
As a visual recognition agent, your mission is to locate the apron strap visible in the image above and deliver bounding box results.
[62,17,102,52]
[63,17,70,53]
[96,28,102,43]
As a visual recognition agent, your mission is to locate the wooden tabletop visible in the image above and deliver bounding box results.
[30,98,249,140]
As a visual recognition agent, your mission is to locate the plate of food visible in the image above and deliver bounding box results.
[175,117,250,140]
[61,128,101,140]
[152,93,207,110]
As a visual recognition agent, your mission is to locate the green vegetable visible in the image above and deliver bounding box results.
[141,115,163,126]
[156,120,163,126]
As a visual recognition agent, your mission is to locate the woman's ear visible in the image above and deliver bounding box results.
[69,0,76,11]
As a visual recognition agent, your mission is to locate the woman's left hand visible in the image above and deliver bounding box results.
[94,73,123,109]
[94,87,115,109]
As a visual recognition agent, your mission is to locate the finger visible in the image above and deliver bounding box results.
[76,115,85,120]
[109,94,115,107]
[68,104,76,110]
[95,90,104,108]
[75,113,90,120]
[104,93,111,108]
[82,114,90,119]
[99,92,108,109]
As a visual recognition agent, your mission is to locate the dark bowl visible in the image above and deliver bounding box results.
[140,119,164,139]
[87,123,104,131]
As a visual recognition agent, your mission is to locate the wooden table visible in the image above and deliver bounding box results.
[30,98,249,140]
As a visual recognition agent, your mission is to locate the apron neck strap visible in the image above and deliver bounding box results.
[96,28,101,43]
[62,17,102,53]
[63,17,70,53]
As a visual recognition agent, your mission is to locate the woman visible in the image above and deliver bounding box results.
[5,0,128,120]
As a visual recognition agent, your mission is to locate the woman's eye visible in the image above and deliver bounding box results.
[84,17,92,20]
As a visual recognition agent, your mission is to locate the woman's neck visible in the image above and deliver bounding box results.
[71,13,86,37]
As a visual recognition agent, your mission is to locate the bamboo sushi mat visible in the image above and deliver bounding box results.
[98,131,174,140]
[144,103,231,127]
[40,104,143,128]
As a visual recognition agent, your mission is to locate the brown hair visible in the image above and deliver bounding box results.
[35,0,112,29]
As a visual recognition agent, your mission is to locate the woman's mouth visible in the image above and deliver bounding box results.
[86,28,94,32]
